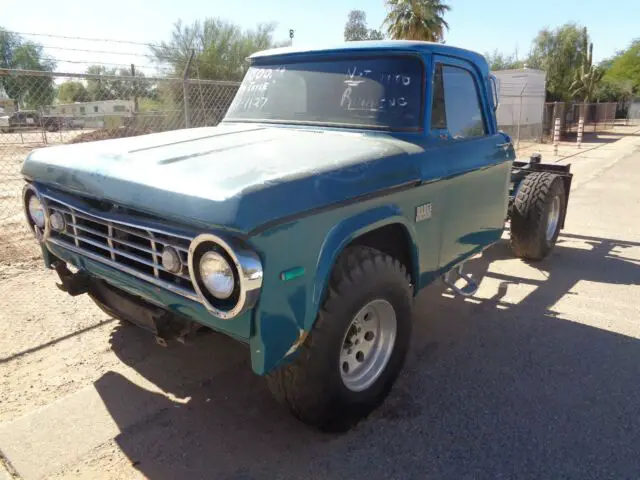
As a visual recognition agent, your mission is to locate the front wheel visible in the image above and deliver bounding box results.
[266,246,413,431]
[510,172,566,261]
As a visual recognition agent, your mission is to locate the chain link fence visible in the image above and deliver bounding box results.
[0,69,239,265]
[492,69,546,153]
[496,97,545,150]
[628,98,640,125]
[542,101,618,140]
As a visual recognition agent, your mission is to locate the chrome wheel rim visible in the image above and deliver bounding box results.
[546,196,561,242]
[339,299,397,392]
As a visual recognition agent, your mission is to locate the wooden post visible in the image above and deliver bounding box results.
[553,117,560,156]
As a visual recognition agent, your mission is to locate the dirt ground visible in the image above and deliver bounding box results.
[0,129,100,267]
[0,127,639,479]
[0,142,44,269]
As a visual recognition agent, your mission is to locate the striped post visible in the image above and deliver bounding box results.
[577,115,585,148]
[553,117,560,156]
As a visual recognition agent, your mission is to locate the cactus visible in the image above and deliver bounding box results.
[570,28,604,103]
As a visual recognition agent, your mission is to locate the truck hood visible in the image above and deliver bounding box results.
[22,123,424,234]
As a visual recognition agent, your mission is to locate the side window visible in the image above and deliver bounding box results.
[441,65,487,138]
[430,64,446,130]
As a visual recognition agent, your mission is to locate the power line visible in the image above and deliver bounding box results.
[4,29,181,51]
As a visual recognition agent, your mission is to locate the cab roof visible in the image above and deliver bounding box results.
[249,40,488,70]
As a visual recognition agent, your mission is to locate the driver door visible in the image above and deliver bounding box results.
[430,56,512,271]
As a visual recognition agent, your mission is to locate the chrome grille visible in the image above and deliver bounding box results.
[43,195,198,301]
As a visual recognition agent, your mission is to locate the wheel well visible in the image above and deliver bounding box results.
[348,223,415,285]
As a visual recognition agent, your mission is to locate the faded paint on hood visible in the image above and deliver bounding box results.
[22,123,424,233]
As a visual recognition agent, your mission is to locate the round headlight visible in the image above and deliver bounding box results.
[199,251,235,299]
[28,195,46,229]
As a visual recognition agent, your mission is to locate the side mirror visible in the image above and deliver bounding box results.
[490,75,500,111]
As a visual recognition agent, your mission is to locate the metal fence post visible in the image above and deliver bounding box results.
[130,63,138,114]
[182,50,195,129]
[516,83,527,150]
[553,117,560,157]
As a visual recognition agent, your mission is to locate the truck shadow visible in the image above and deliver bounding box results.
[95,232,640,479]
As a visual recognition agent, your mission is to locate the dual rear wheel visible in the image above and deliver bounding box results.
[510,172,567,261]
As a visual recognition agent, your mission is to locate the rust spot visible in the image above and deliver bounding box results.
[285,329,309,356]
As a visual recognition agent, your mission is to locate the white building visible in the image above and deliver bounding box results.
[43,99,134,128]
[492,68,547,142]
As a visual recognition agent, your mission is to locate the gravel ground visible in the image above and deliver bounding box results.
[0,133,639,479]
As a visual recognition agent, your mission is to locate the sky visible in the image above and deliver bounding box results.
[2,0,638,76]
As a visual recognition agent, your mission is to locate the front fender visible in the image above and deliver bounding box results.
[308,204,419,330]
[248,203,418,376]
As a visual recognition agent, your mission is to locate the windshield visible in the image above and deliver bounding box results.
[225,56,424,131]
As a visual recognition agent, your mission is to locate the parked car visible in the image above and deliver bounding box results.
[20,41,572,431]
[0,110,62,133]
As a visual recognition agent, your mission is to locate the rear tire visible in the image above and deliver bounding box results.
[510,172,566,261]
[266,246,413,432]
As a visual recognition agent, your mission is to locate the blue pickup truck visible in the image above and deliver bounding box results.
[20,41,572,431]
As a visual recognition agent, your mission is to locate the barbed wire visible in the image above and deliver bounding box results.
[3,29,182,52]
[37,44,173,61]
[9,44,176,75]
[53,58,175,73]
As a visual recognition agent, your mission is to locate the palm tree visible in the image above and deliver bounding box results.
[384,0,451,42]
